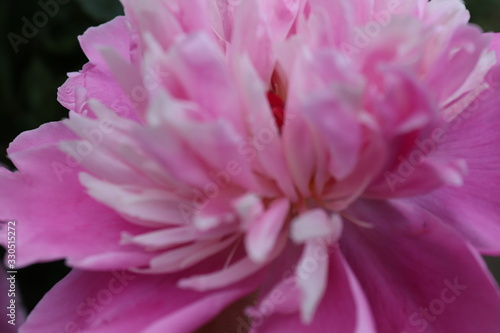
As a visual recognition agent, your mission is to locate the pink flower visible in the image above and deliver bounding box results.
[2,0,500,332]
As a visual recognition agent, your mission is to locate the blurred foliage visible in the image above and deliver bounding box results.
[0,0,123,169]
[466,0,500,32]
[0,0,499,313]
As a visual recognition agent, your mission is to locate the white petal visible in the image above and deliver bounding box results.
[291,209,343,243]
[296,238,329,324]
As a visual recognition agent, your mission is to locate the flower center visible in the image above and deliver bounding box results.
[267,70,287,130]
[267,90,285,129]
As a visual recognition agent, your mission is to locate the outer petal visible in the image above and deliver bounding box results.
[425,25,491,105]
[0,122,152,269]
[491,33,500,58]
[363,67,469,198]
[58,65,138,121]
[406,68,500,254]
[19,269,260,333]
[342,199,500,333]
[57,17,139,121]
[78,16,132,68]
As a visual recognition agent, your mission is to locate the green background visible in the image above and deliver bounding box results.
[0,0,499,314]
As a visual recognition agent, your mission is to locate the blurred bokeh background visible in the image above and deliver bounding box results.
[0,0,499,316]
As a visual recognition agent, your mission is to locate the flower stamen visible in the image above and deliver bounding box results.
[340,212,373,229]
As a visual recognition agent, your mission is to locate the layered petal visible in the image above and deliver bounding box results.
[249,247,376,333]
[342,199,500,333]
[0,122,152,269]
[492,33,500,58]
[245,198,290,263]
[57,17,140,121]
[405,67,500,254]
[20,268,260,333]
[3,2,499,333]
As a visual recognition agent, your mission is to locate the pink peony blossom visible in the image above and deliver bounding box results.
[2,0,500,332]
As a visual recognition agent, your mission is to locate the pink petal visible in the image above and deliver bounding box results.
[405,69,500,254]
[133,125,218,190]
[208,0,236,43]
[491,33,500,58]
[0,123,152,269]
[78,16,132,68]
[58,66,139,121]
[122,0,182,52]
[123,0,212,51]
[302,88,362,179]
[305,0,354,47]
[245,198,290,262]
[57,17,139,121]
[140,236,238,274]
[79,173,186,225]
[282,98,317,197]
[349,0,376,24]
[230,0,274,81]
[342,199,500,333]
[166,33,245,131]
[178,256,265,292]
[249,248,375,333]
[259,0,303,41]
[426,25,491,104]
[179,233,287,292]
[249,235,304,302]
[148,92,258,192]
[170,0,212,36]
[62,106,174,190]
[19,269,260,333]
[367,158,468,198]
[283,46,363,193]
[99,47,150,121]
[232,56,297,199]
